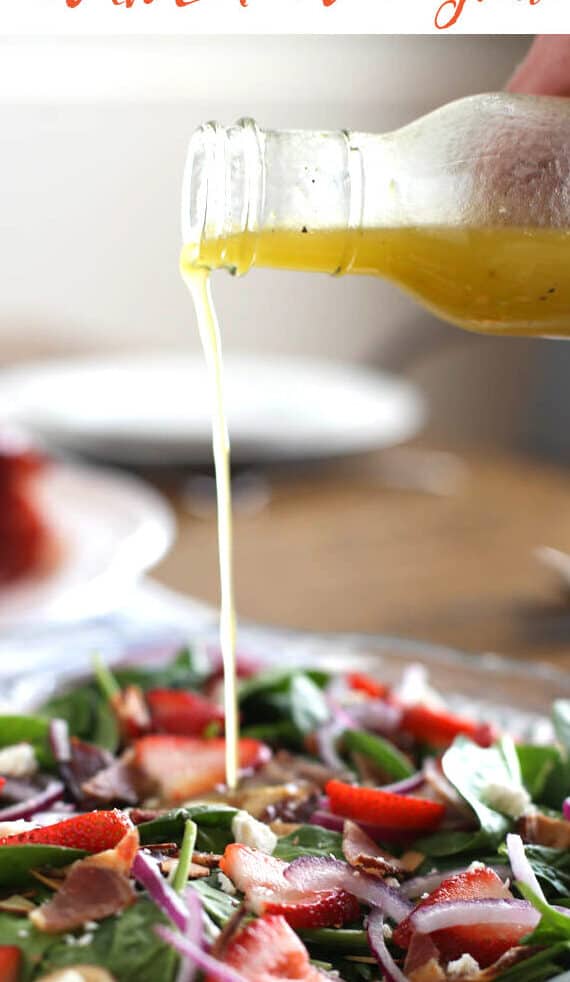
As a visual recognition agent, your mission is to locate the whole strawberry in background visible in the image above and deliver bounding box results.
[0,429,55,585]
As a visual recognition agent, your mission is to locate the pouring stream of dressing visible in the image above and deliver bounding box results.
[181,264,239,790]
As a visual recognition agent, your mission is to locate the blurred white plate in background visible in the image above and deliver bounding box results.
[0,462,174,631]
[0,353,425,466]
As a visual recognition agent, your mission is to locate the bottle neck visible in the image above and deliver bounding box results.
[181,119,376,276]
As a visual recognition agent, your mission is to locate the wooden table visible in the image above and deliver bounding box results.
[152,447,570,671]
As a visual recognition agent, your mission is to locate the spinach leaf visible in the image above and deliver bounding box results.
[342,730,414,781]
[0,845,86,888]
[41,685,119,753]
[273,825,344,862]
[300,928,369,953]
[442,736,521,842]
[39,898,177,982]
[239,670,329,745]
[495,945,570,982]
[520,845,570,900]
[519,884,570,946]
[238,668,329,704]
[113,648,207,693]
[0,911,55,982]
[0,716,53,768]
[415,827,494,859]
[189,878,240,927]
[138,805,237,854]
[517,744,563,801]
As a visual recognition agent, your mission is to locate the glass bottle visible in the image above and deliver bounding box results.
[181,94,570,337]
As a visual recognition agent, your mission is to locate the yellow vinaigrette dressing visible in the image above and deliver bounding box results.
[187,225,570,337]
[181,263,239,790]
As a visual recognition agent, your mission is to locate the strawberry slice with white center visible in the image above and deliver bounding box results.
[220,844,360,930]
[393,865,521,968]
[215,914,330,981]
[133,736,271,803]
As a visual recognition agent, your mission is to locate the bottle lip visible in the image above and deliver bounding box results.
[181,117,264,254]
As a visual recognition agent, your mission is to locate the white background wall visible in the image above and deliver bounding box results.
[0,36,540,445]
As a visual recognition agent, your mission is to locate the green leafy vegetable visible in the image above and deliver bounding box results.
[41,686,119,753]
[442,735,522,842]
[342,729,414,780]
[519,884,570,946]
[138,805,237,854]
[38,899,177,981]
[518,744,564,801]
[0,845,86,888]
[189,877,240,926]
[273,825,344,862]
[239,669,329,747]
[0,716,54,768]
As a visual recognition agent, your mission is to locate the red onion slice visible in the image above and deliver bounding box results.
[367,909,408,982]
[133,851,189,933]
[156,925,249,982]
[176,887,204,982]
[0,780,64,822]
[346,700,403,734]
[506,833,546,903]
[402,865,510,900]
[410,898,540,935]
[284,856,412,923]
[315,721,347,773]
[380,772,425,795]
[563,798,570,821]
[48,718,71,765]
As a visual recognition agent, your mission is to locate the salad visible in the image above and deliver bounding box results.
[0,648,570,982]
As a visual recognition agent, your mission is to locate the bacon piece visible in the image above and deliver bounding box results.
[519,811,570,849]
[30,863,135,934]
[405,934,444,982]
[31,821,139,934]
[342,819,404,878]
[81,756,141,806]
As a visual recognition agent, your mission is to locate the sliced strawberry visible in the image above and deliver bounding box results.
[133,735,271,803]
[112,685,152,741]
[393,866,516,967]
[400,704,496,749]
[147,688,224,737]
[216,914,329,981]
[0,809,132,854]
[326,780,445,831]
[220,844,360,930]
[0,946,21,982]
[347,673,388,700]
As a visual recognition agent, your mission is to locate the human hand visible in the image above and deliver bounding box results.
[507,35,570,96]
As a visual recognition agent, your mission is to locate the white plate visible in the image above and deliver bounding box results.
[0,353,425,466]
[0,463,174,632]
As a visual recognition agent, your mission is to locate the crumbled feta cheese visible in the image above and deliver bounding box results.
[483,781,532,820]
[76,932,94,946]
[394,664,445,710]
[467,861,486,872]
[17,929,28,939]
[231,811,277,855]
[0,743,37,778]
[0,820,38,838]
[447,953,481,977]
[218,872,237,895]
[382,923,393,940]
